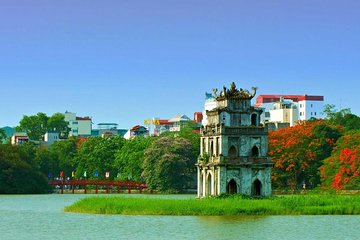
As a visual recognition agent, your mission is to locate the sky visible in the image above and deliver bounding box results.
[1,0,359,129]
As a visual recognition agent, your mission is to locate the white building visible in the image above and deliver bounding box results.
[44,131,60,146]
[256,95,324,125]
[64,111,92,137]
[201,92,217,126]
[269,97,299,127]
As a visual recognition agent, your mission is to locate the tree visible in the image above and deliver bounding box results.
[320,131,360,190]
[75,136,125,179]
[323,104,360,132]
[114,137,154,181]
[0,129,6,143]
[42,137,78,178]
[48,113,70,138]
[269,120,341,190]
[143,136,196,192]
[162,121,200,160]
[16,112,48,140]
[0,144,52,194]
[16,112,69,140]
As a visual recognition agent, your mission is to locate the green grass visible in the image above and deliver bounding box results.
[64,194,360,216]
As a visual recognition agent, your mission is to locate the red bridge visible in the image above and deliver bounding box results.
[48,180,147,194]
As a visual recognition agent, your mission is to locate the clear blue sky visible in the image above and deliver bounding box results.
[1,0,359,129]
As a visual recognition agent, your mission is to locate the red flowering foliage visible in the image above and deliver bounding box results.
[320,132,360,190]
[269,120,341,190]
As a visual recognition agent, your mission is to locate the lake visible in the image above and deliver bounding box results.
[1,194,360,239]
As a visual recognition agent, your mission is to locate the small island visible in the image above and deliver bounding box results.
[64,194,360,216]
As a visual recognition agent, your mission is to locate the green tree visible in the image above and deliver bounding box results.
[48,113,70,138]
[143,136,196,193]
[16,112,49,140]
[0,144,52,194]
[16,112,70,141]
[323,104,360,132]
[37,137,78,178]
[0,129,6,143]
[162,121,200,159]
[75,136,125,179]
[114,137,154,181]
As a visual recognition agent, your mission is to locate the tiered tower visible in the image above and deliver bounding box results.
[197,82,273,197]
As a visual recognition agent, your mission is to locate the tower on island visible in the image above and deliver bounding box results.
[197,82,273,197]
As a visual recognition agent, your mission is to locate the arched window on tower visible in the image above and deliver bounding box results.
[228,145,237,157]
[251,146,259,157]
[251,114,258,126]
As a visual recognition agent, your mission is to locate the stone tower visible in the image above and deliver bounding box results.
[197,82,273,197]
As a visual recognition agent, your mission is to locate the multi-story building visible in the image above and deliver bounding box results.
[269,97,299,127]
[64,111,92,137]
[91,123,127,138]
[255,94,324,125]
[152,119,173,136]
[124,125,149,140]
[168,114,191,132]
[197,83,272,197]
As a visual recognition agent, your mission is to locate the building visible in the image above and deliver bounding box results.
[269,97,299,127]
[197,83,273,197]
[44,131,60,146]
[255,94,324,125]
[91,123,127,138]
[168,114,191,132]
[124,125,149,140]
[152,119,173,136]
[64,111,92,137]
[11,132,29,145]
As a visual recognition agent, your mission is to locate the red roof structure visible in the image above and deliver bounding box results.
[255,95,324,107]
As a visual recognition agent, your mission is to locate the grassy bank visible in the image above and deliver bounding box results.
[64,194,360,216]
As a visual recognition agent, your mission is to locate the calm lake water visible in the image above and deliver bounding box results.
[1,194,360,240]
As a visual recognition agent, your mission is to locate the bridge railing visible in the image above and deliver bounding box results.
[48,179,148,194]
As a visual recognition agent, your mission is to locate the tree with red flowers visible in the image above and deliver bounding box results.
[269,120,341,191]
[320,131,360,190]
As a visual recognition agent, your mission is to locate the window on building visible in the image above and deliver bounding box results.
[251,146,259,157]
[315,112,317,116]
[311,112,313,116]
[311,104,313,108]
[73,121,78,125]
[251,114,257,126]
[228,146,237,157]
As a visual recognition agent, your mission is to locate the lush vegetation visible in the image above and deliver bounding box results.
[143,136,196,192]
[320,131,360,190]
[65,194,360,215]
[0,119,199,193]
[16,112,70,140]
[0,144,52,194]
[269,105,360,191]
[2,105,360,194]
[269,120,341,190]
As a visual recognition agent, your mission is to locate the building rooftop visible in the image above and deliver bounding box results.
[256,95,324,106]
